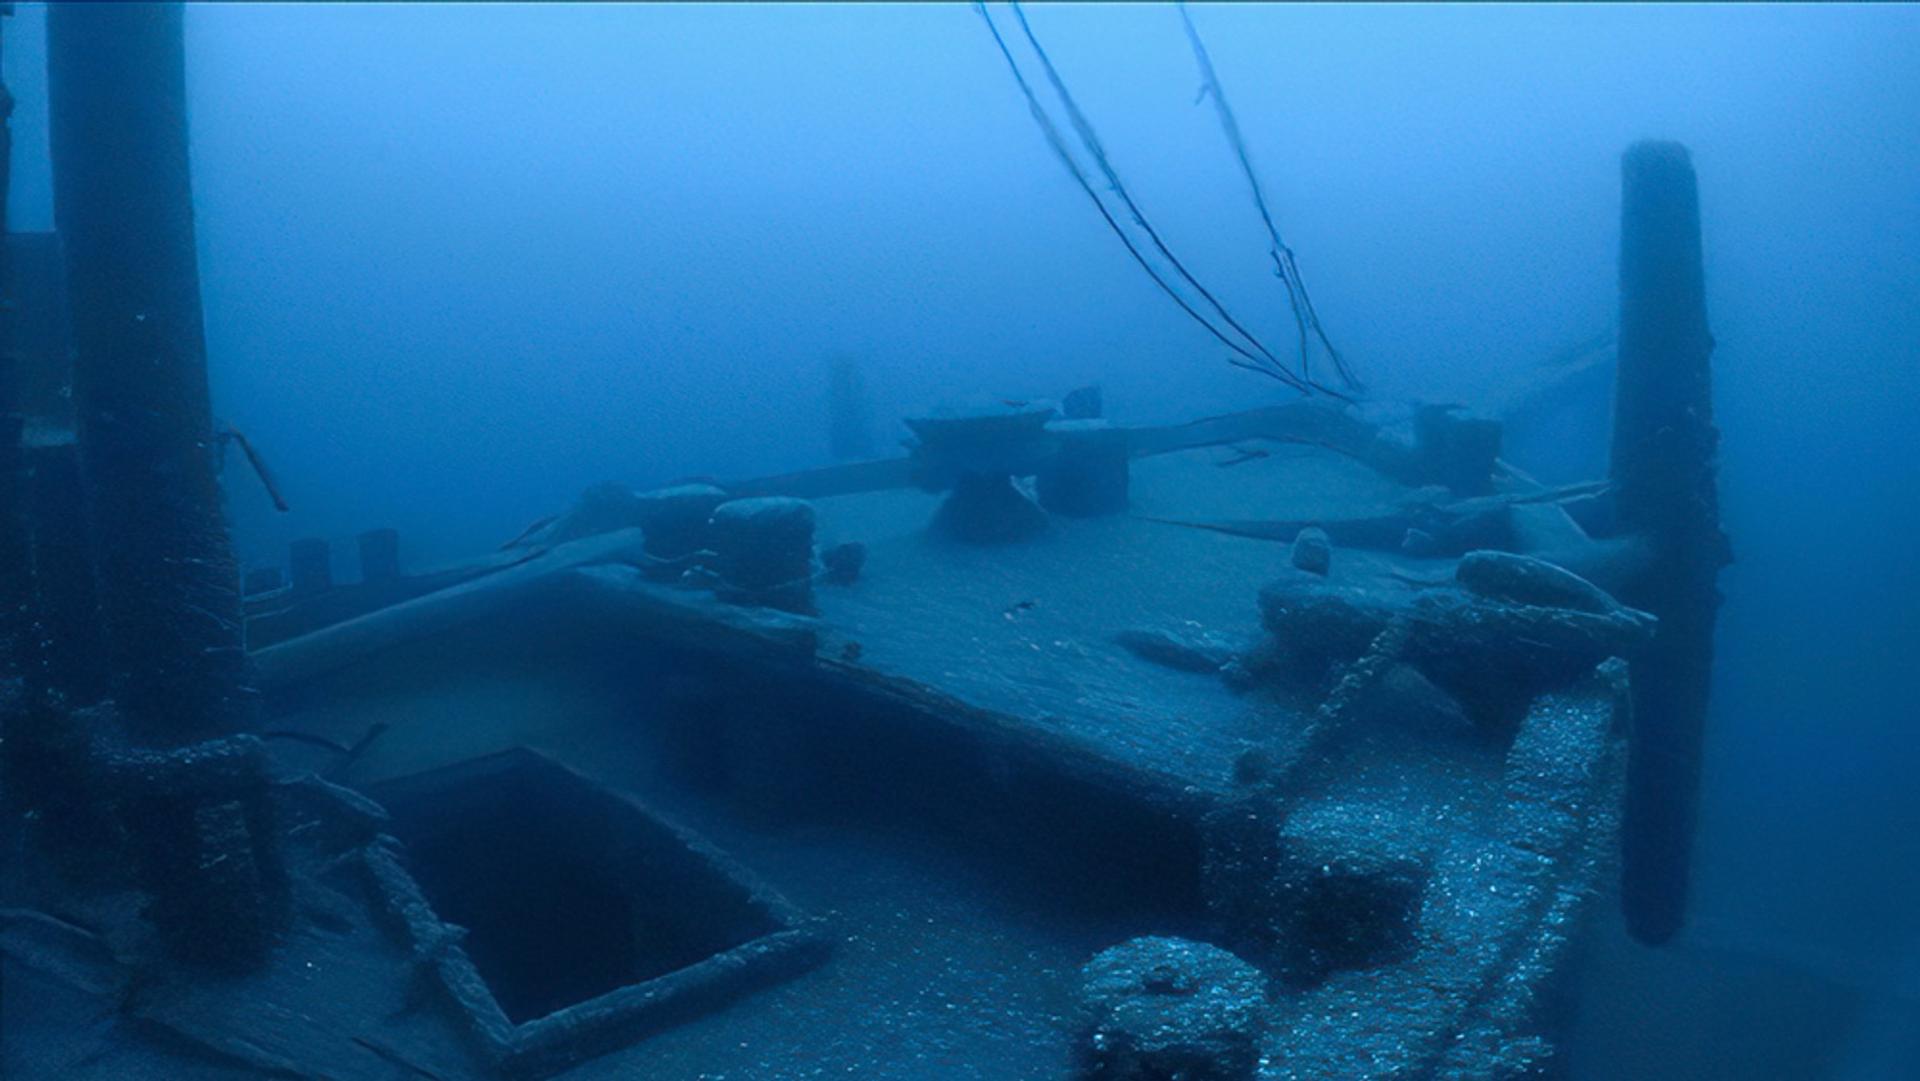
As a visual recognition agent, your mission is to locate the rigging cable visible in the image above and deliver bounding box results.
[1006,1,1329,396]
[1177,1,1362,391]
[971,1,1312,393]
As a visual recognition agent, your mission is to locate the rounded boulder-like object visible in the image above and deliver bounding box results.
[1075,936,1267,1081]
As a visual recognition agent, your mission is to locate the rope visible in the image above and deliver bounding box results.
[978,2,1354,398]
[973,2,1294,384]
[1177,1,1363,392]
[1007,2,1298,385]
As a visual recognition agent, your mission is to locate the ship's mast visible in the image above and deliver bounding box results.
[0,6,24,681]
[46,1,251,746]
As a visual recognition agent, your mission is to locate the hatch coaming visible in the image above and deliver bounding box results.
[359,748,828,1077]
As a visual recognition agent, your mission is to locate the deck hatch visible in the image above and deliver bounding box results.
[363,748,826,1075]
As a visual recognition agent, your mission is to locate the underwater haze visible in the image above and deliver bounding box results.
[5,2,1918,1077]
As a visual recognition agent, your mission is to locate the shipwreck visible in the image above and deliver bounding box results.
[1,6,1728,1080]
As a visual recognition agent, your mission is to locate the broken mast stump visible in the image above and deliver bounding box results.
[1610,140,1730,945]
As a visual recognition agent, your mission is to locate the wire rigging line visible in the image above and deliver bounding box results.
[1173,0,1311,376]
[1005,1,1303,388]
[1177,1,1363,392]
[971,2,1312,392]
[978,3,1353,400]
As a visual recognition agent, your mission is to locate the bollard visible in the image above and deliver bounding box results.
[633,483,728,559]
[1074,937,1265,1081]
[708,497,815,614]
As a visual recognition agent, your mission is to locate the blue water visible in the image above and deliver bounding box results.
[3,3,1916,1077]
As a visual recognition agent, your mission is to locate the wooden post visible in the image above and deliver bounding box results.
[48,3,251,744]
[0,8,25,676]
[1610,141,1731,945]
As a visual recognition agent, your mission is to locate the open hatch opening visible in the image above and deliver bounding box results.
[367,748,822,1069]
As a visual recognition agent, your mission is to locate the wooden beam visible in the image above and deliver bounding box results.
[721,400,1426,504]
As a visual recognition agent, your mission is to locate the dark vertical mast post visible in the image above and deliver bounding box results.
[47,3,249,744]
[1611,140,1730,945]
[0,7,24,675]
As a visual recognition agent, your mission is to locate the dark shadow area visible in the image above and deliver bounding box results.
[370,751,782,1025]
[598,634,1208,929]
[1566,912,1867,1081]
